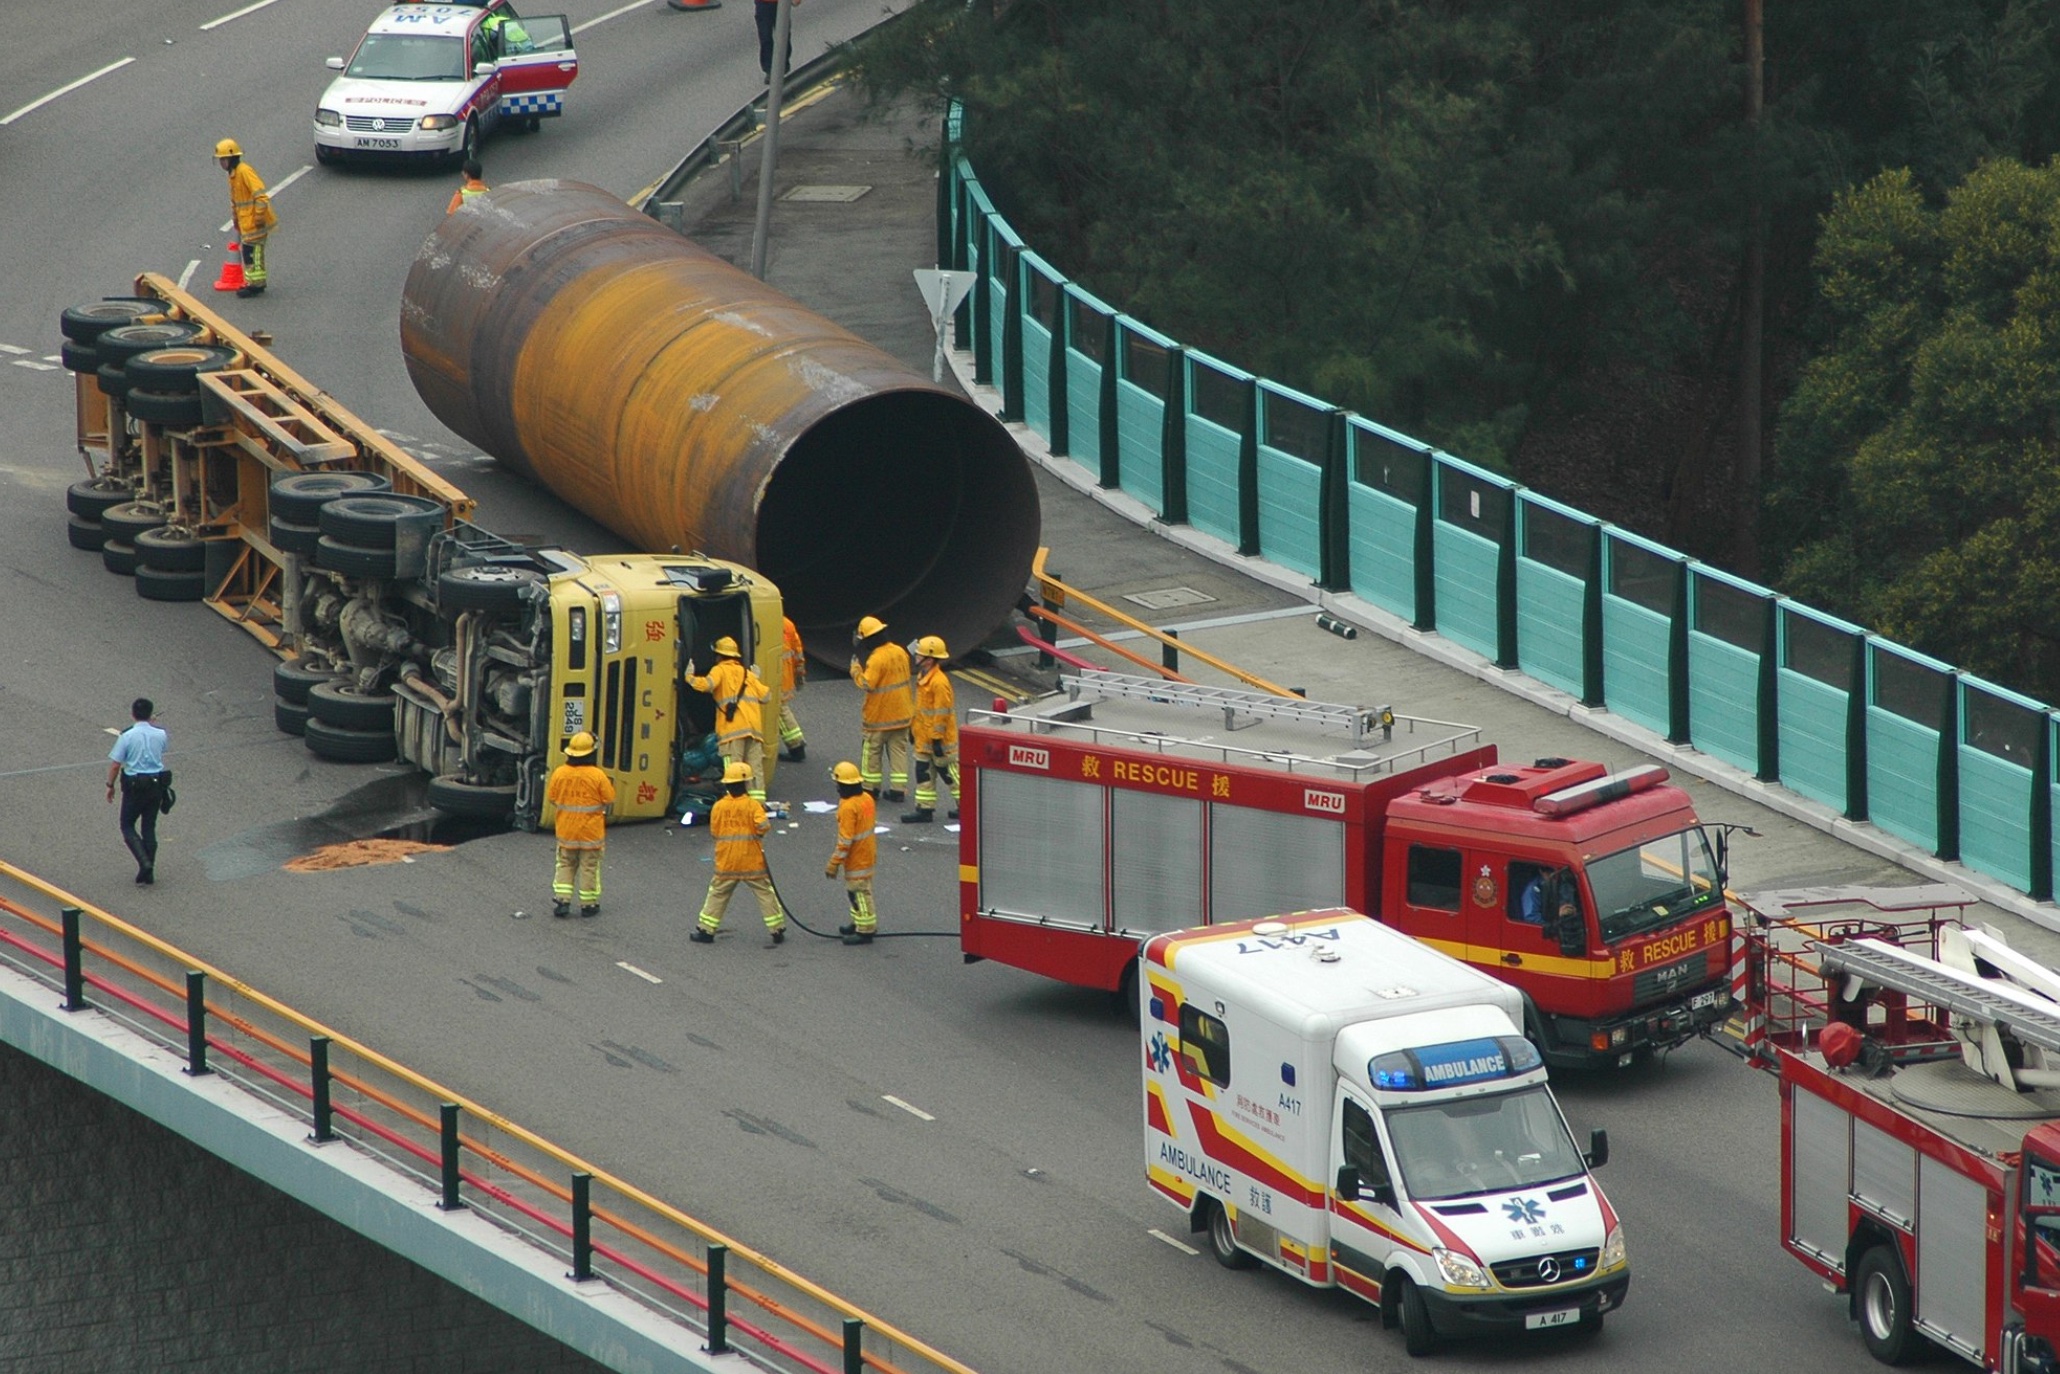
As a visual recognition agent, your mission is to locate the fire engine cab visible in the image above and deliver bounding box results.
[959,670,1733,1068]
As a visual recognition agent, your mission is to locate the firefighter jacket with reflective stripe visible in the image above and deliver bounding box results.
[828,792,876,879]
[912,663,958,752]
[851,642,912,731]
[687,658,767,745]
[546,763,615,848]
[227,162,275,239]
[781,617,805,693]
[710,793,770,876]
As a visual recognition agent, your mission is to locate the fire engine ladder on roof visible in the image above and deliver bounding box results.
[1815,938,2060,1055]
[1063,669,1397,744]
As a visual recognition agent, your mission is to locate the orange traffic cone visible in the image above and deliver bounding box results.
[664,0,721,10]
[213,241,246,293]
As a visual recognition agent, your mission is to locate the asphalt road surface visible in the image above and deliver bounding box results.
[0,6,2021,1372]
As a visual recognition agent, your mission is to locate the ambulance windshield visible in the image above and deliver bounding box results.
[1384,1087,1586,1201]
[1585,825,1721,943]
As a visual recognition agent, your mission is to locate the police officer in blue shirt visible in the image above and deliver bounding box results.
[105,698,169,884]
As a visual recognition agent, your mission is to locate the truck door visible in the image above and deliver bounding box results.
[1389,840,1470,963]
[676,592,753,746]
[2017,1144,2060,1353]
[1471,859,1575,1006]
[1329,1088,1407,1304]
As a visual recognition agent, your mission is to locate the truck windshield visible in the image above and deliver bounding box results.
[1584,826,1721,943]
[1385,1087,1586,1201]
[349,34,467,80]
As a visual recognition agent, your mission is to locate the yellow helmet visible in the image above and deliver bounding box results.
[722,761,753,785]
[564,730,596,758]
[214,138,242,158]
[855,615,887,638]
[830,761,863,785]
[711,635,741,658]
[915,635,948,659]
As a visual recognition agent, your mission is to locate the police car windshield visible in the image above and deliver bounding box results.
[349,34,466,80]
[1385,1087,1585,1201]
[1585,825,1720,943]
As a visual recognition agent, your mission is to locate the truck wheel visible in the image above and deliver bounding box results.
[93,320,205,362]
[308,681,398,732]
[273,660,340,705]
[274,697,312,737]
[135,527,206,573]
[427,775,518,820]
[314,535,398,579]
[269,517,322,557]
[1398,1276,1439,1357]
[102,539,140,576]
[135,566,206,602]
[318,494,445,547]
[438,563,544,613]
[60,299,165,345]
[101,501,167,543]
[1856,1245,1926,1365]
[67,515,106,551]
[126,346,240,394]
[67,480,131,519]
[97,361,129,399]
[1205,1200,1251,1270]
[127,388,207,429]
[59,341,99,374]
[270,471,391,523]
[304,718,397,763]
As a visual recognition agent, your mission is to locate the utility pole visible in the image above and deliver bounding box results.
[749,0,795,281]
[1736,0,1765,578]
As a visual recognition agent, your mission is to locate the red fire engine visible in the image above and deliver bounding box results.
[957,670,1735,1068]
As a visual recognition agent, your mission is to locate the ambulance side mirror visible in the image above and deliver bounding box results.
[1335,1165,1361,1201]
[1335,1166,1394,1207]
[1584,1128,1610,1171]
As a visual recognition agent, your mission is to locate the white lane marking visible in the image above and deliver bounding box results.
[616,961,664,984]
[1150,1229,1200,1256]
[882,1094,934,1121]
[573,0,651,34]
[200,0,281,30]
[177,260,201,291]
[11,360,58,372]
[0,345,27,355]
[1,58,136,126]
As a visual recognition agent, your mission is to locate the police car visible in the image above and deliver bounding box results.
[314,3,577,167]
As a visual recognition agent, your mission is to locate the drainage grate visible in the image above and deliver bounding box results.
[782,185,873,203]
[1122,586,1218,611]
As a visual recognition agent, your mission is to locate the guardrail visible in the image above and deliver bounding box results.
[0,859,976,1374]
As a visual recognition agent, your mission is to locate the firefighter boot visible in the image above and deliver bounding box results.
[689,929,715,944]
[842,931,873,945]
[553,900,571,919]
[901,807,933,824]
[884,790,907,803]
[581,904,600,918]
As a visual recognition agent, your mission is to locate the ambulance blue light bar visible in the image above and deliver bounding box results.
[1370,1036,1542,1091]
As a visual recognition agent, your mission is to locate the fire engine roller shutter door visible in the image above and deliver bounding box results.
[1787,1090,1850,1265]
[979,771,1107,928]
[1111,791,1203,935]
[1851,1117,1915,1226]
[1916,1153,1989,1359]
[1208,802,1344,923]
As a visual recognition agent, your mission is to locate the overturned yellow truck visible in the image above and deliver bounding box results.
[57,182,1038,827]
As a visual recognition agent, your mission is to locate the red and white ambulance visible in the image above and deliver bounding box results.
[1142,910,1627,1355]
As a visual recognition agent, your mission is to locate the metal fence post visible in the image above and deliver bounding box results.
[184,971,209,1076]
[843,1317,865,1374]
[570,1172,594,1281]
[310,1035,335,1143]
[1161,628,1180,676]
[439,1103,464,1210]
[706,1243,730,1354]
[59,906,87,1011]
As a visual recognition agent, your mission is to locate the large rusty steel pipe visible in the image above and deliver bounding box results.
[400,179,1039,653]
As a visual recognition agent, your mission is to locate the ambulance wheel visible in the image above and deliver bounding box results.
[426,775,517,820]
[1856,1245,1925,1365]
[1398,1276,1439,1357]
[1204,1200,1251,1270]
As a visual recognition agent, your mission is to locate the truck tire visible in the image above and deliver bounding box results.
[101,502,168,543]
[125,345,240,394]
[269,517,322,557]
[308,681,398,732]
[60,299,164,344]
[438,563,544,614]
[1398,1276,1439,1357]
[274,697,312,737]
[1205,1200,1252,1270]
[126,388,207,429]
[94,320,206,363]
[135,527,207,573]
[135,566,206,603]
[67,515,106,551]
[101,539,139,576]
[304,718,397,763]
[269,471,391,523]
[1855,1245,1925,1365]
[273,659,340,705]
[67,480,131,520]
[59,341,99,374]
[319,494,445,548]
[427,775,518,820]
[96,361,129,399]
[314,535,398,579]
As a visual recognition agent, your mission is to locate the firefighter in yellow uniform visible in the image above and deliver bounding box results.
[825,761,877,944]
[690,762,786,945]
[903,634,960,823]
[545,730,614,918]
[685,636,770,802]
[777,616,807,761]
[214,138,276,297]
[848,614,912,801]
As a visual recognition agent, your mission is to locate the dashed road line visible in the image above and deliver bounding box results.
[882,1094,934,1121]
[573,0,652,35]
[1149,1229,1200,1256]
[11,360,59,372]
[201,0,282,31]
[616,961,664,984]
[1,58,135,126]
[177,260,201,291]
[0,345,27,355]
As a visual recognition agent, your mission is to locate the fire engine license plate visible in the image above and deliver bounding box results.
[355,137,401,149]
[1690,989,1719,1010]
[1525,1309,1579,1330]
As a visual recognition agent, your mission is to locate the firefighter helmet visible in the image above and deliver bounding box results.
[214,138,243,158]
[830,761,863,785]
[564,730,596,758]
[855,615,887,638]
[711,635,741,658]
[915,635,948,659]
[722,761,753,785]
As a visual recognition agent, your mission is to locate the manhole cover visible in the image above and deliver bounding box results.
[782,185,873,203]
[1122,586,1218,611]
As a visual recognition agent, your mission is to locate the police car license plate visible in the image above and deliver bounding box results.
[1525,1309,1579,1330]
[355,137,401,149]
[1690,989,1719,1010]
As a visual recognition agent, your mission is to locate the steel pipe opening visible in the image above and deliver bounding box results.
[400,179,1039,652]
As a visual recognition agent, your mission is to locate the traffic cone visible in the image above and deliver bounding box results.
[212,241,246,293]
[665,0,721,10]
